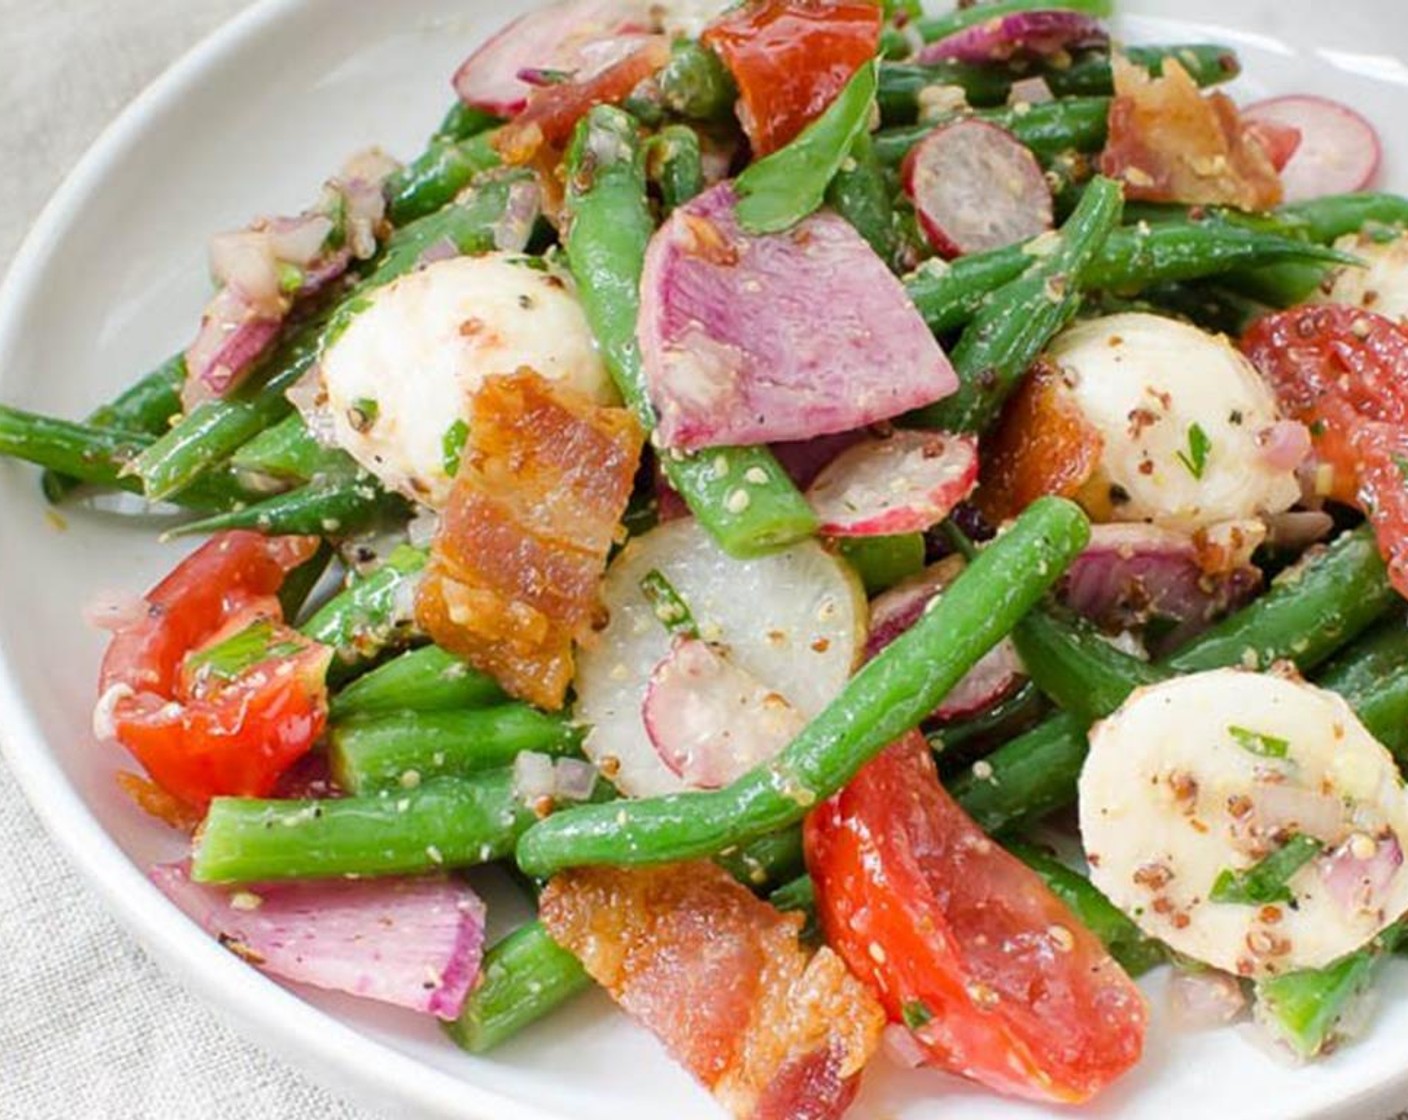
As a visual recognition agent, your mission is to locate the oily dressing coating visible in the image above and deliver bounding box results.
[638,182,957,452]
[539,861,885,1120]
[416,370,643,710]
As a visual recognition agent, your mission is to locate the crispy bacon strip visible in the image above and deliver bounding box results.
[1099,56,1283,211]
[416,370,643,710]
[540,861,885,1120]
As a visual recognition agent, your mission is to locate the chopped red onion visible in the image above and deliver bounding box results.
[553,757,599,802]
[1319,831,1403,914]
[1256,420,1313,473]
[513,750,558,804]
[1008,75,1055,106]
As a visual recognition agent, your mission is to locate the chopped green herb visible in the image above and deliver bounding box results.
[1228,725,1290,759]
[185,620,305,685]
[442,419,470,478]
[276,261,305,296]
[640,569,699,639]
[901,999,934,1031]
[1210,834,1324,906]
[1175,422,1212,480]
[1308,419,1327,438]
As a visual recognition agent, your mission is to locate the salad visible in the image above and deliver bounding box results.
[5,0,1408,1114]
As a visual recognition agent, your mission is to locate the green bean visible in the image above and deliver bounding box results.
[878,44,1237,123]
[836,533,925,595]
[330,707,583,794]
[329,644,506,720]
[1253,923,1404,1059]
[299,545,427,676]
[1313,612,1408,758]
[734,61,877,234]
[432,101,501,145]
[278,540,334,623]
[953,526,1394,833]
[133,176,525,502]
[192,770,542,883]
[1005,841,1166,977]
[563,107,818,557]
[827,132,900,265]
[230,412,354,484]
[0,404,271,512]
[658,40,736,121]
[443,921,592,1054]
[384,131,502,227]
[1012,608,1166,724]
[904,221,1358,337]
[874,97,1110,168]
[930,680,1048,761]
[646,125,705,216]
[168,471,407,539]
[515,497,1090,877]
[910,176,1123,434]
[715,827,806,890]
[912,0,1113,44]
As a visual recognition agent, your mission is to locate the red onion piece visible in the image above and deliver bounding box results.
[1243,784,1344,845]
[1319,831,1404,914]
[915,10,1108,64]
[1256,420,1313,473]
[150,863,486,1019]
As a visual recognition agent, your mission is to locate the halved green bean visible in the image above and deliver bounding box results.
[1012,608,1166,724]
[878,44,1237,124]
[433,101,501,145]
[953,526,1395,833]
[827,132,900,266]
[515,497,1091,877]
[443,921,592,1054]
[658,40,736,121]
[911,176,1123,434]
[874,96,1111,168]
[330,706,583,794]
[1005,840,1166,978]
[1253,923,1404,1059]
[279,540,335,623]
[192,770,541,883]
[734,61,877,234]
[646,124,705,215]
[230,412,355,483]
[300,545,426,676]
[134,176,526,502]
[329,644,506,720]
[904,221,1359,337]
[835,533,925,595]
[384,131,503,227]
[168,472,407,539]
[563,107,818,557]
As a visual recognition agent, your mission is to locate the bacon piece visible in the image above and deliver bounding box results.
[416,370,643,710]
[540,861,885,1120]
[1099,56,1283,211]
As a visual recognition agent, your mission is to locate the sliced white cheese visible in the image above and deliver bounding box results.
[1080,668,1408,978]
[315,253,616,508]
[1046,312,1300,531]
[575,518,865,797]
[1320,230,1408,326]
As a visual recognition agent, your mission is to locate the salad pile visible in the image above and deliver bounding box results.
[8,0,1408,1113]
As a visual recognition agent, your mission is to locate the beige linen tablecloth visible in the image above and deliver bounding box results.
[0,2,376,1115]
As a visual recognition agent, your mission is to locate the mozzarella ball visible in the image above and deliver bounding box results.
[1320,230,1408,326]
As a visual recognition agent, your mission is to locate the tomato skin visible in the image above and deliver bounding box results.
[804,732,1146,1104]
[97,531,329,810]
[702,0,881,157]
[1242,305,1408,597]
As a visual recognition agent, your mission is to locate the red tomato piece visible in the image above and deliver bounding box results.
[804,732,1147,1104]
[1242,304,1408,597]
[97,531,329,810]
[702,0,881,157]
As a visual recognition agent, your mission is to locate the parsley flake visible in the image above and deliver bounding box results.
[1175,422,1212,480]
[901,1000,934,1031]
[1228,725,1290,759]
[1210,834,1323,905]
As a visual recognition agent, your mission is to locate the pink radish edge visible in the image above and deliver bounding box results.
[1242,94,1381,202]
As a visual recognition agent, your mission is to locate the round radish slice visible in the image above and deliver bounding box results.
[642,637,807,789]
[575,519,865,797]
[806,429,979,537]
[1242,95,1381,202]
[865,556,1024,721]
[902,118,1053,258]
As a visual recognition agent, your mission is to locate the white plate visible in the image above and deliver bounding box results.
[2,2,1407,1117]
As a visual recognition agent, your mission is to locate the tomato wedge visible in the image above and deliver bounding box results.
[804,732,1146,1104]
[97,531,330,810]
[1242,304,1408,597]
[702,0,881,157]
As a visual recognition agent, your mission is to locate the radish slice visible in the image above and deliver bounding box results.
[575,519,865,796]
[1060,523,1260,655]
[452,0,653,116]
[914,9,1107,64]
[902,119,1053,258]
[150,864,486,1020]
[1242,95,1381,202]
[806,430,978,537]
[865,556,1024,721]
[643,636,806,789]
[638,182,958,451]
